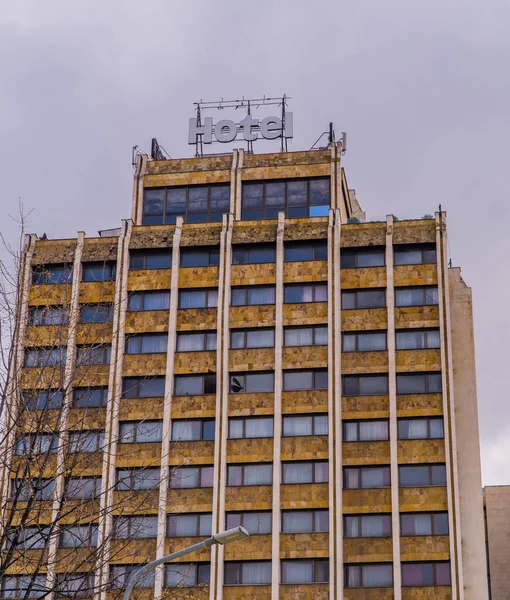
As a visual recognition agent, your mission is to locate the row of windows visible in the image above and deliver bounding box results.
[24,345,111,367]
[0,560,450,597]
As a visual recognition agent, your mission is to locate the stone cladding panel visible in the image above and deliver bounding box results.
[280,435,329,461]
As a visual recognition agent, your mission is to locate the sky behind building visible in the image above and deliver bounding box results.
[0,0,508,484]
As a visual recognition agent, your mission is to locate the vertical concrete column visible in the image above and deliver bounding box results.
[435,212,462,600]
[153,218,183,599]
[271,213,285,600]
[97,219,132,600]
[385,215,402,599]
[0,234,37,521]
[234,149,244,221]
[46,231,85,597]
[229,150,238,218]
[329,208,343,599]
[210,213,231,600]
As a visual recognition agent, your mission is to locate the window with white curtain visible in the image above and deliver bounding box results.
[344,515,392,538]
[231,328,275,349]
[229,416,274,439]
[229,372,274,393]
[283,415,328,437]
[171,419,215,441]
[176,331,217,352]
[343,466,391,489]
[283,370,328,391]
[224,561,272,585]
[178,289,218,309]
[282,461,328,484]
[1,576,47,599]
[343,420,389,442]
[66,477,101,500]
[402,562,451,586]
[231,286,275,306]
[126,334,168,354]
[281,559,329,583]
[119,421,163,443]
[398,417,444,440]
[68,431,105,453]
[56,574,95,597]
[59,525,98,548]
[281,510,328,533]
[400,512,448,536]
[399,465,446,487]
[284,283,327,303]
[396,373,442,394]
[111,566,154,589]
[24,389,64,410]
[116,468,161,491]
[342,331,387,352]
[344,564,393,588]
[165,563,211,587]
[15,434,58,456]
[396,329,440,350]
[76,345,111,366]
[13,478,55,501]
[167,514,212,537]
[227,464,273,486]
[170,466,214,489]
[284,325,327,347]
[395,286,438,307]
[113,515,159,539]
[226,512,272,535]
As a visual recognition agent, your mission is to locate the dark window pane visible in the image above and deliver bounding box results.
[144,189,165,215]
[285,243,313,262]
[400,466,429,487]
[358,290,386,309]
[265,182,285,206]
[242,183,264,208]
[434,513,449,535]
[431,465,447,486]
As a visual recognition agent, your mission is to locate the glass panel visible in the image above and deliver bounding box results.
[396,288,425,307]
[399,419,428,439]
[343,334,357,352]
[284,371,312,391]
[435,562,451,585]
[227,466,243,486]
[248,245,275,263]
[362,564,393,587]
[166,188,186,213]
[309,179,330,205]
[282,560,312,584]
[136,422,162,443]
[400,466,428,487]
[283,511,313,533]
[314,326,328,345]
[359,421,388,441]
[345,565,361,587]
[172,421,201,441]
[243,512,272,535]
[425,287,439,305]
[341,292,356,309]
[167,515,199,537]
[358,332,386,351]
[429,419,444,439]
[245,373,273,393]
[246,329,274,348]
[396,331,425,350]
[245,418,273,438]
[314,284,328,302]
[202,420,215,440]
[356,251,385,267]
[283,416,313,437]
[144,291,170,310]
[361,515,391,537]
[179,290,206,309]
[423,248,437,264]
[359,376,387,395]
[283,462,313,484]
[315,510,329,532]
[242,183,264,208]
[165,564,196,587]
[314,370,328,389]
[360,467,390,488]
[428,373,442,393]
[224,563,241,585]
[394,248,423,265]
[229,419,243,439]
[226,514,242,529]
[431,465,447,486]
[286,180,307,206]
[244,464,272,485]
[426,330,441,348]
[285,243,313,262]
[199,514,213,536]
[344,422,358,442]
[265,182,285,206]
[397,375,426,394]
[402,563,424,586]
[314,415,328,435]
[247,287,274,305]
[210,185,230,210]
[171,467,199,489]
[357,290,386,309]
[181,250,209,267]
[201,467,214,487]
[141,335,168,353]
[314,462,328,483]
[188,186,209,212]
[177,333,205,352]
[241,561,271,584]
[139,377,165,397]
[174,376,203,396]
[344,516,359,537]
[285,327,313,346]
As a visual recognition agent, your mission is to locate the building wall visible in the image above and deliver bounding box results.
[485,486,510,599]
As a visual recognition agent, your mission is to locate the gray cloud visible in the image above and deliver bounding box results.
[1,0,508,483]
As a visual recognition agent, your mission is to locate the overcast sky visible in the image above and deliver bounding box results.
[1,0,508,484]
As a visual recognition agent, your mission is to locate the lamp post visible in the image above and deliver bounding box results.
[122,526,249,600]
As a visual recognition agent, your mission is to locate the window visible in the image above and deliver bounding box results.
[7,527,49,550]
[343,466,391,489]
[282,415,328,437]
[227,464,273,486]
[343,420,389,442]
[130,249,172,270]
[119,421,163,443]
[241,177,330,220]
[398,418,444,440]
[113,516,159,539]
[165,563,211,588]
[30,306,69,326]
[15,434,58,456]
[396,373,442,394]
[341,247,385,268]
[345,564,393,588]
[32,264,72,285]
[59,524,98,548]
[174,374,216,395]
[24,347,67,367]
[79,303,114,323]
[284,240,327,262]
[231,286,275,306]
[226,512,272,535]
[284,325,327,347]
[0,576,46,598]
[73,387,108,408]
[402,562,451,586]
[396,329,440,350]
[283,370,328,391]
[282,461,328,484]
[143,183,230,225]
[23,389,63,410]
[179,288,218,309]
[284,283,327,303]
[126,333,168,354]
[281,559,329,584]
[224,561,272,585]
[281,510,328,533]
[12,478,55,501]
[116,468,161,491]
[342,289,386,309]
[68,431,104,453]
[229,372,274,393]
[399,465,447,487]
[180,247,220,267]
[343,375,388,396]
[400,512,449,536]
[111,566,154,589]
[177,331,217,352]
[122,376,165,398]
[394,244,437,266]
[128,290,170,311]
[167,514,212,537]
[342,331,387,352]
[231,328,275,349]
[82,261,116,282]
[344,515,392,538]
[172,419,215,441]
[229,416,274,439]
[76,345,111,366]
[232,244,276,264]
[66,477,102,500]
[395,286,439,306]
[56,574,95,598]
[170,466,214,489]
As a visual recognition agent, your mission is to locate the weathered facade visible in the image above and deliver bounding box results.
[485,485,510,600]
[1,145,488,599]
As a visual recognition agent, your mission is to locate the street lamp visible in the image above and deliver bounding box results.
[122,526,249,600]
